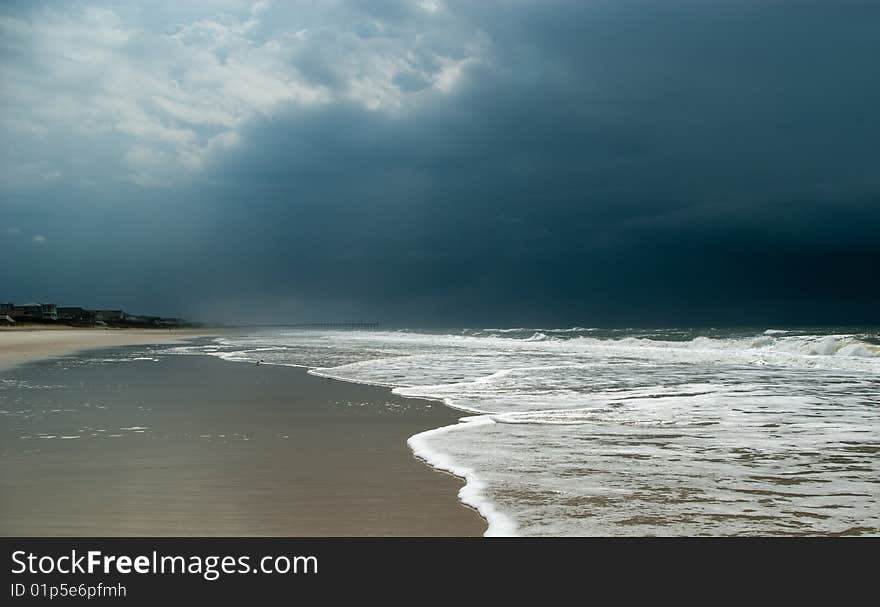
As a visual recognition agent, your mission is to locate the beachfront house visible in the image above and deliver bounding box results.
[94,310,124,322]
[58,307,97,322]
[58,306,83,320]
[0,302,58,320]
[1,301,189,327]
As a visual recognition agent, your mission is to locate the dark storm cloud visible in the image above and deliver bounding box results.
[1,1,878,325]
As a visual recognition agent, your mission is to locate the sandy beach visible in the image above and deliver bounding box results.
[0,330,484,536]
[0,327,216,372]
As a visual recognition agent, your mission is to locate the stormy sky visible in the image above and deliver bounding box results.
[1,0,878,326]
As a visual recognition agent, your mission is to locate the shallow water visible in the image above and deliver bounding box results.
[0,348,482,536]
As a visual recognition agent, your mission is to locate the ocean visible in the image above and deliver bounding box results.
[170,327,880,536]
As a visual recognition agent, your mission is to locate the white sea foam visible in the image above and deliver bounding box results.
[408,417,518,536]
[523,332,551,342]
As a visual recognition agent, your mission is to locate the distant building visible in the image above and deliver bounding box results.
[94,310,124,322]
[1,301,187,327]
[2,302,57,320]
[58,307,96,322]
[57,306,82,320]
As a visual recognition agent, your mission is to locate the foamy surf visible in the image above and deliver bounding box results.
[408,417,518,537]
[176,326,880,536]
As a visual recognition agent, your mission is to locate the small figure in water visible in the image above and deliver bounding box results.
[257,360,263,366]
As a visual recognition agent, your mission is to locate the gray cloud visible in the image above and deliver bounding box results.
[1,0,878,325]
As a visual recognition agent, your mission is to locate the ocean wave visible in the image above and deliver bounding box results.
[407,417,518,537]
[523,332,551,342]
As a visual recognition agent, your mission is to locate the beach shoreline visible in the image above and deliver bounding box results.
[0,327,222,372]
[0,330,486,536]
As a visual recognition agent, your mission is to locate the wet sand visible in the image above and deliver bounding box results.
[0,348,485,536]
[0,327,216,372]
